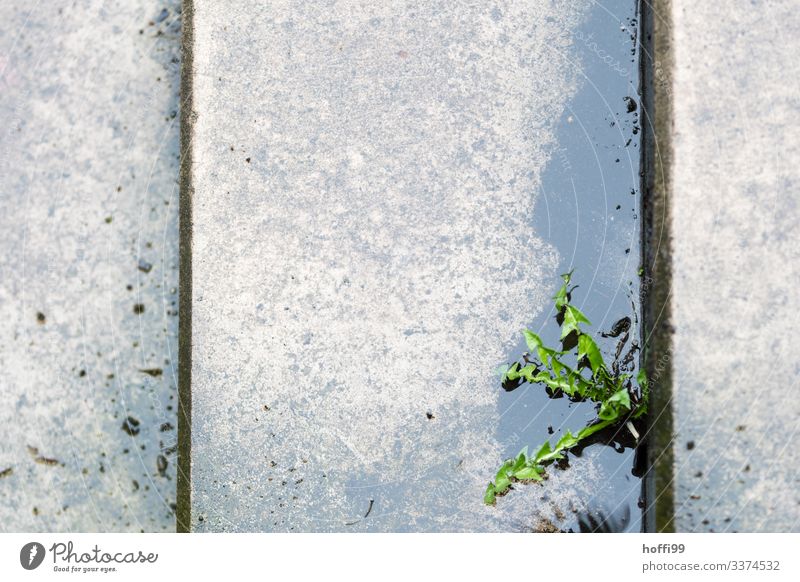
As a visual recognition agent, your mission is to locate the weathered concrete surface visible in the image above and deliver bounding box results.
[0,1,181,531]
[182,0,643,532]
[668,0,800,531]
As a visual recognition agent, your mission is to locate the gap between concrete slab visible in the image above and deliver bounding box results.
[640,0,676,533]
[177,0,195,534]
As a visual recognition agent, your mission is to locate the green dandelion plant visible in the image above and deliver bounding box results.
[484,272,648,505]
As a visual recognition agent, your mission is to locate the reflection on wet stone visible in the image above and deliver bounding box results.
[187,0,643,531]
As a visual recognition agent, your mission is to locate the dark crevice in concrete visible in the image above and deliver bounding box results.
[640,0,676,533]
[176,0,195,534]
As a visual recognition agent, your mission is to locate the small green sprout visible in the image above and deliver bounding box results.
[485,272,648,505]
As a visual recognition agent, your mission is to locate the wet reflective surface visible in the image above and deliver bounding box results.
[497,0,644,532]
[187,0,644,532]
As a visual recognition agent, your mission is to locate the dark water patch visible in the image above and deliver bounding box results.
[496,0,644,532]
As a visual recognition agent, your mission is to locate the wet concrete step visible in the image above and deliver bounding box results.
[179,0,645,532]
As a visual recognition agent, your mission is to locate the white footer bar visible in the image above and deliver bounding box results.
[1,533,797,580]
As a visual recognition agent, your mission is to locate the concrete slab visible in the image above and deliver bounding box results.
[668,0,800,531]
[183,0,647,532]
[0,1,182,531]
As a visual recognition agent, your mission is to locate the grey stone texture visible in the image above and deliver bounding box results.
[0,1,182,531]
[669,0,800,531]
[183,0,636,531]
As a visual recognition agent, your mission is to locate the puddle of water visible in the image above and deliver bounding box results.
[496,0,644,532]
[189,0,644,533]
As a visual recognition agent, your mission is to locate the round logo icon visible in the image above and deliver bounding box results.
[20,542,46,570]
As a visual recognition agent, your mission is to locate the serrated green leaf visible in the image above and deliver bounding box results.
[484,483,497,505]
[578,334,604,375]
[577,418,615,440]
[555,431,579,451]
[598,387,632,420]
[632,369,649,417]
[514,466,544,481]
[613,387,631,409]
[518,364,540,382]
[523,329,543,353]
[534,441,552,462]
[503,362,521,382]
[512,450,527,472]
[567,372,577,395]
[537,347,551,366]
[598,404,619,422]
[539,374,568,395]
[534,440,564,463]
[494,460,513,491]
[568,304,591,324]
[497,459,513,473]
[551,355,579,379]
[560,304,591,340]
[637,369,649,403]
[553,285,568,312]
[560,323,578,340]
[494,474,511,492]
